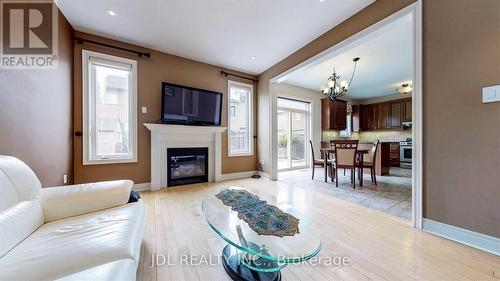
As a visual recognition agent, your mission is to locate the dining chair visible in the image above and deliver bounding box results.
[309,140,333,180]
[330,140,347,176]
[332,140,359,188]
[357,140,379,186]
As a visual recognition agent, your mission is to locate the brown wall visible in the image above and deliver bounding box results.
[0,12,73,187]
[423,0,500,237]
[258,0,500,238]
[73,32,258,184]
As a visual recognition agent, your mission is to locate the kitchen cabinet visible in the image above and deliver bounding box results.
[389,142,400,166]
[359,99,408,131]
[359,105,367,130]
[403,98,412,122]
[360,104,376,131]
[377,102,390,129]
[389,100,403,129]
[379,143,391,175]
[321,98,347,130]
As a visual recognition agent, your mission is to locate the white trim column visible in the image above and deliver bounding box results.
[150,129,162,190]
[215,132,222,182]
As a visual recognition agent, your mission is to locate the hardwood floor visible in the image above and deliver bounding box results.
[137,178,499,281]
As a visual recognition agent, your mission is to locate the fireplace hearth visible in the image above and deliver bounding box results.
[167,147,208,186]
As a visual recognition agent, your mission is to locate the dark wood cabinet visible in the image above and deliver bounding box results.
[321,98,347,130]
[359,99,409,131]
[359,105,367,130]
[389,142,400,166]
[389,101,403,129]
[335,100,347,130]
[403,98,412,122]
[380,143,391,175]
[360,104,377,131]
[376,103,390,129]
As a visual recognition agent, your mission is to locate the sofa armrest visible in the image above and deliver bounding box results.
[40,180,133,223]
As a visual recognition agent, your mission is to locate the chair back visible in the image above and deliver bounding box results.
[370,140,380,163]
[309,140,315,164]
[333,140,359,167]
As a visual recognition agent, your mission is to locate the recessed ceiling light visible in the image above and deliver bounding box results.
[105,9,117,16]
[251,56,256,60]
[319,0,325,2]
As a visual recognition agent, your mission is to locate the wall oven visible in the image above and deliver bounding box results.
[400,139,412,169]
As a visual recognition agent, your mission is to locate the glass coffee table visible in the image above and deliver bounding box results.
[202,187,322,281]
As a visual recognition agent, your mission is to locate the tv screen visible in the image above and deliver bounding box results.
[161,82,222,126]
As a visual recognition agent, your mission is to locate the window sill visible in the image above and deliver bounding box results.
[228,152,254,158]
[83,157,137,165]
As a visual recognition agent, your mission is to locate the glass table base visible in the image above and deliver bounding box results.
[222,244,282,281]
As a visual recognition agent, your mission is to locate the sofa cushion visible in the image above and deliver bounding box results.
[55,259,137,281]
[0,200,44,258]
[0,170,19,212]
[0,156,41,211]
[0,201,144,281]
[41,180,133,223]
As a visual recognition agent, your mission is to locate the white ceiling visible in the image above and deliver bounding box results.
[284,13,413,99]
[55,0,374,75]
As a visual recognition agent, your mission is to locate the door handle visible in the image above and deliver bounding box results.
[74,131,82,137]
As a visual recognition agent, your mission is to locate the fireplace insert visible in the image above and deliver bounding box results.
[167,147,208,186]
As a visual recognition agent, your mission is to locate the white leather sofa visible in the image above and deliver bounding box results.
[0,156,145,281]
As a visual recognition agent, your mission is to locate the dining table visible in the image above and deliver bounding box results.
[320,148,370,187]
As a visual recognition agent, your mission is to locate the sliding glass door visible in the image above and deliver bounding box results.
[277,98,310,171]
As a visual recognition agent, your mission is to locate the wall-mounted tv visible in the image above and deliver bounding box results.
[161,82,222,126]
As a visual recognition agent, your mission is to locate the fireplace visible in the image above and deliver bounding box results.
[167,147,208,186]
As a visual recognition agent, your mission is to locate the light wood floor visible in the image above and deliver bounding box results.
[136,178,500,281]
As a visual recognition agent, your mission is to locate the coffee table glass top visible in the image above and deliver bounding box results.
[202,187,322,263]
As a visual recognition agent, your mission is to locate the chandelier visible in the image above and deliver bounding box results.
[321,57,360,101]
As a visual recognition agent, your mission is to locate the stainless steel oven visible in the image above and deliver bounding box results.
[400,139,412,169]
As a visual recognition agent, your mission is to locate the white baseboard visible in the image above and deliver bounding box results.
[219,171,257,181]
[422,218,500,256]
[133,182,151,191]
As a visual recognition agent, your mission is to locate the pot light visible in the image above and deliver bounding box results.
[105,9,117,16]
[251,56,256,60]
[399,83,413,93]
[320,0,325,2]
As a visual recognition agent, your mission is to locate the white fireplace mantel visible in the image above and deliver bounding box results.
[144,123,227,190]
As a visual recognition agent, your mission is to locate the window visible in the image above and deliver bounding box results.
[277,97,310,171]
[82,50,137,165]
[228,81,253,156]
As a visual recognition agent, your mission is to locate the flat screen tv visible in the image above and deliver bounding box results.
[161,82,222,126]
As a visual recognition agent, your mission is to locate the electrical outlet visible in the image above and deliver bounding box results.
[63,174,68,184]
[141,106,147,114]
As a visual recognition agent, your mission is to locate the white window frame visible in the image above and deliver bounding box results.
[227,80,253,157]
[82,50,138,165]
